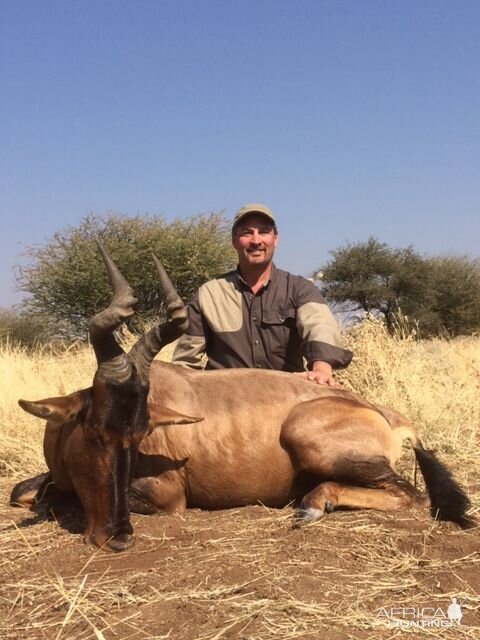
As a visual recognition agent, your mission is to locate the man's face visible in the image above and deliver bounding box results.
[232,214,278,270]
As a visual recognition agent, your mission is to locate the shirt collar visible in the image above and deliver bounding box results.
[235,263,276,291]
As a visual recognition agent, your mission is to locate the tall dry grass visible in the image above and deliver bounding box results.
[0,341,93,477]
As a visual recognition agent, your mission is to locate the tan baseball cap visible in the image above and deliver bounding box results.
[232,203,276,230]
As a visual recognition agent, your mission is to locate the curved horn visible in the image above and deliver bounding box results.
[151,254,189,329]
[128,254,188,382]
[96,241,134,302]
[89,242,138,382]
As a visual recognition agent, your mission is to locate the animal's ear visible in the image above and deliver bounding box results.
[18,390,88,427]
[148,403,204,428]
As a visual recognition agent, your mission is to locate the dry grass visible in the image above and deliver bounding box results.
[1,321,479,639]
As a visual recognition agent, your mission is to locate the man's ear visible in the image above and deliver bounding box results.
[148,403,204,429]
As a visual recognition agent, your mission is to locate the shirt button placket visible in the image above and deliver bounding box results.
[251,296,261,367]
[249,294,259,368]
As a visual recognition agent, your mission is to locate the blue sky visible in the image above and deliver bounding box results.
[1,0,479,307]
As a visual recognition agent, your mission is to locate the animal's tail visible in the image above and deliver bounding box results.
[413,445,475,529]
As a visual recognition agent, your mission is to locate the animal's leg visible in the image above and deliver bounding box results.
[10,473,51,508]
[297,479,428,522]
[295,457,429,522]
[282,397,429,522]
[129,474,187,514]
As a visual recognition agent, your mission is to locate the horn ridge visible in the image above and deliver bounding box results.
[128,255,188,382]
[89,242,136,380]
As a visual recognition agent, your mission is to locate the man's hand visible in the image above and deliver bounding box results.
[294,361,341,387]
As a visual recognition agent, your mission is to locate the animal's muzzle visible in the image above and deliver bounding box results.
[107,532,135,552]
[84,520,135,552]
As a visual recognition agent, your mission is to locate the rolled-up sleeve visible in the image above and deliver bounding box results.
[294,278,353,369]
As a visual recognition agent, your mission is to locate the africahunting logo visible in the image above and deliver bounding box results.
[377,598,463,628]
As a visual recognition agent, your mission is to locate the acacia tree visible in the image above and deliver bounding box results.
[319,238,480,337]
[16,212,235,337]
[319,238,432,332]
[427,255,480,336]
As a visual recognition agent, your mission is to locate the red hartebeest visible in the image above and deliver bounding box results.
[10,246,473,551]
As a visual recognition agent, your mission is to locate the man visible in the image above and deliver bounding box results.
[172,203,352,385]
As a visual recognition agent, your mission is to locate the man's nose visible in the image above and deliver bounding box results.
[250,231,262,243]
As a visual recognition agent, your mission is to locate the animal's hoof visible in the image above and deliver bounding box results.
[293,506,324,525]
[325,501,334,513]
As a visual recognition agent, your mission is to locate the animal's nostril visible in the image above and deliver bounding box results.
[107,532,135,552]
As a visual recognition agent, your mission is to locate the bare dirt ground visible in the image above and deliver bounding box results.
[1,479,479,640]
